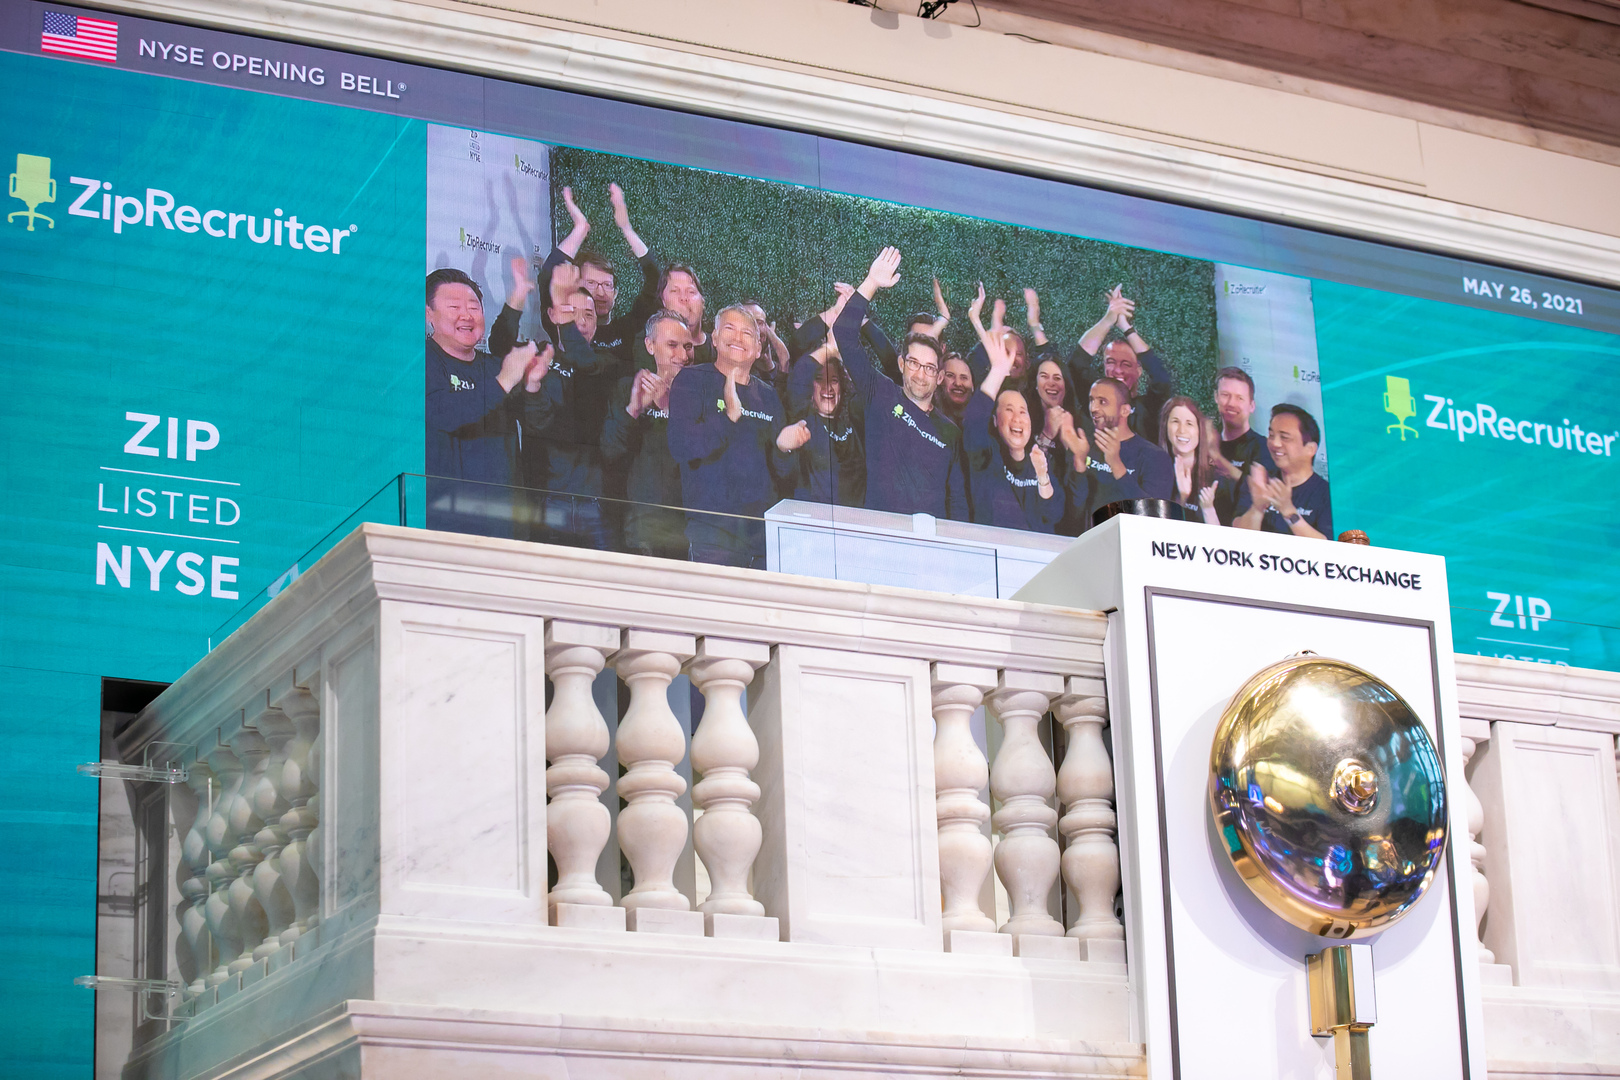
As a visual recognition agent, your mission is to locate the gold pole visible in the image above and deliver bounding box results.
[1333,1026,1372,1080]
[1307,945,1376,1079]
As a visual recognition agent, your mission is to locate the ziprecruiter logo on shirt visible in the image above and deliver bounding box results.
[715,398,774,422]
[6,150,358,255]
[892,404,945,449]
[1382,374,1617,458]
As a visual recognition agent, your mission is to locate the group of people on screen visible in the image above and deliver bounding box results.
[425,184,1332,569]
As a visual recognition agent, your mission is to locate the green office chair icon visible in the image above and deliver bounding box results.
[8,154,56,231]
[1384,375,1419,441]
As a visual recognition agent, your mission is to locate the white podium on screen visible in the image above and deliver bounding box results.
[1014,515,1488,1080]
[764,499,1069,598]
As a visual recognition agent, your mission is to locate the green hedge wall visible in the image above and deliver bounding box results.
[550,146,1220,413]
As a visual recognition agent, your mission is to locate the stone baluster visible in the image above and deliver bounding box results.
[174,757,215,996]
[613,630,699,912]
[226,727,270,973]
[688,638,771,918]
[276,687,321,946]
[989,671,1065,937]
[1055,677,1125,958]
[546,621,619,914]
[303,716,324,940]
[248,700,296,960]
[202,739,244,985]
[1459,729,1496,964]
[931,664,998,934]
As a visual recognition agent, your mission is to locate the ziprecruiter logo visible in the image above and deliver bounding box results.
[1382,374,1617,458]
[7,153,56,231]
[7,150,357,254]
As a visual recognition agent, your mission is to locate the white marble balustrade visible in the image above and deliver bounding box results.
[141,682,325,1012]
[99,530,1620,1080]
[113,524,1131,1080]
[1453,655,1620,1077]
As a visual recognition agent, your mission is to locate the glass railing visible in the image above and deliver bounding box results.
[210,474,1620,673]
[208,474,1068,649]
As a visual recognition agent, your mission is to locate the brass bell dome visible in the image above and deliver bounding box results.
[1208,654,1448,939]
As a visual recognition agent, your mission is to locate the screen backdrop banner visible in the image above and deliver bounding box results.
[1213,266,1327,476]
[426,124,553,346]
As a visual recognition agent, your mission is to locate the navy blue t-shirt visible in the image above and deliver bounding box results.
[1214,427,1275,526]
[832,294,966,519]
[425,338,524,486]
[1235,471,1333,537]
[1085,430,1175,506]
[959,392,1063,532]
[666,363,792,519]
[785,356,864,506]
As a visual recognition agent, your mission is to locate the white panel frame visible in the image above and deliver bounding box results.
[753,644,942,951]
[1473,720,1620,993]
[377,601,550,925]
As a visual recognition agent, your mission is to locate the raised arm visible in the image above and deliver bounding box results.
[862,318,900,384]
[487,287,525,363]
[974,299,1016,401]
[1077,285,1134,358]
[929,277,952,339]
[557,185,590,259]
[961,384,996,457]
[833,293,879,402]
[608,182,649,259]
[835,250,903,402]
[791,282,853,358]
[787,354,823,419]
[1023,288,1049,347]
[1117,297,1171,395]
[963,281,991,384]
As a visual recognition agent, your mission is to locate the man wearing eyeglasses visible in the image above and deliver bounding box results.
[832,247,967,520]
[516,182,660,364]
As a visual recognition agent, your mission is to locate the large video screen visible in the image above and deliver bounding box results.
[4,5,1619,1064]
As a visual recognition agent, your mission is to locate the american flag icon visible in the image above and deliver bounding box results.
[41,11,118,62]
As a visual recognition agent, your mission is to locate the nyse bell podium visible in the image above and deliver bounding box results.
[1014,513,1488,1080]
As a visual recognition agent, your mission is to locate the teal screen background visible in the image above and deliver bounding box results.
[1317,279,1620,671]
[0,51,423,1076]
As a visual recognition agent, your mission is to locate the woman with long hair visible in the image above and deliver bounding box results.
[1159,395,1221,525]
[1027,358,1080,452]
[786,337,866,508]
[1026,355,1092,535]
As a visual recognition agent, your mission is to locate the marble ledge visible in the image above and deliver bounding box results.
[239,998,1152,1080]
[1456,655,1620,734]
[368,911,1134,980]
